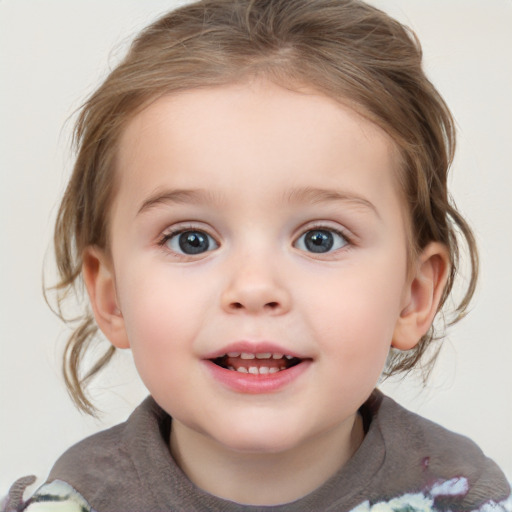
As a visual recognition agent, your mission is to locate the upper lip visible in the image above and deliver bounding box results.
[203,341,309,361]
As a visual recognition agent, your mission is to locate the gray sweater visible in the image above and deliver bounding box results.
[4,390,510,511]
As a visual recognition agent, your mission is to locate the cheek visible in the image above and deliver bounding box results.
[115,268,197,373]
[118,260,202,334]
[307,260,406,365]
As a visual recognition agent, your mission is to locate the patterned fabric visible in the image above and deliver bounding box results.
[2,393,510,511]
[3,476,511,512]
[351,478,512,512]
[2,478,94,512]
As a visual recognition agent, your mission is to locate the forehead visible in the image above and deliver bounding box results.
[113,81,403,219]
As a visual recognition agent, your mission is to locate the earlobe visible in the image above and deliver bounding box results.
[392,242,450,351]
[82,246,130,349]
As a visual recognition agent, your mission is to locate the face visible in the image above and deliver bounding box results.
[103,81,414,456]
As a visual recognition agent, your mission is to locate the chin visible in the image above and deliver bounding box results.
[213,420,308,455]
[223,436,301,455]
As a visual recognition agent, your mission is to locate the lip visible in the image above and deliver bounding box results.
[202,340,312,394]
[203,358,312,394]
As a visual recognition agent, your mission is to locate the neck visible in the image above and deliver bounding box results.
[170,414,364,506]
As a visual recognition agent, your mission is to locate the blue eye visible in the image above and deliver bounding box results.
[295,228,348,254]
[165,230,218,255]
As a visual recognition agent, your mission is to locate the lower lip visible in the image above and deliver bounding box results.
[203,360,311,394]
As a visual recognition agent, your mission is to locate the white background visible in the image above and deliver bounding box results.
[1,0,511,496]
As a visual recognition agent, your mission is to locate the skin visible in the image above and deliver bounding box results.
[83,80,449,505]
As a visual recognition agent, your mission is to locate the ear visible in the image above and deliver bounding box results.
[82,246,130,349]
[392,242,450,351]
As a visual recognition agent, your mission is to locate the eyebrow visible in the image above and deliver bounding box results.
[137,186,379,217]
[284,186,380,217]
[137,188,222,215]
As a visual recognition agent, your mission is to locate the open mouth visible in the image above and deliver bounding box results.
[210,352,303,375]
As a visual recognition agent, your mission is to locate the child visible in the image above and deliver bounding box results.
[2,0,510,510]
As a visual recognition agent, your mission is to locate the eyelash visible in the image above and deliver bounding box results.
[156,223,353,258]
[293,224,353,254]
[157,225,219,256]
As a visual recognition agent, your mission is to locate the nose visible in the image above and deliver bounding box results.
[220,258,291,315]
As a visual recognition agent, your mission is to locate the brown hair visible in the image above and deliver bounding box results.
[51,0,478,414]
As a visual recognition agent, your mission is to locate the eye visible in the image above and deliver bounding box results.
[163,230,219,255]
[294,228,348,254]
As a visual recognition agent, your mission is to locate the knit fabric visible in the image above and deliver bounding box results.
[4,391,510,512]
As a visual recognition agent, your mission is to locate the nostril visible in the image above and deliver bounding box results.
[228,301,280,311]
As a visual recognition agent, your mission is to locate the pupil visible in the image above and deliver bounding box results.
[305,230,333,253]
[179,231,209,254]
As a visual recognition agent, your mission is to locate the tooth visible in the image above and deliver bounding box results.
[241,353,255,359]
[259,366,270,374]
[228,366,235,371]
[272,353,284,359]
[227,352,241,357]
[256,353,271,359]
[285,355,294,360]
[280,366,286,371]
[237,367,248,373]
[269,367,280,374]
[248,367,259,375]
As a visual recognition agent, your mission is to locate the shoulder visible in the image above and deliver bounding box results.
[370,391,511,510]
[46,396,169,510]
[3,396,170,512]
[47,414,132,489]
